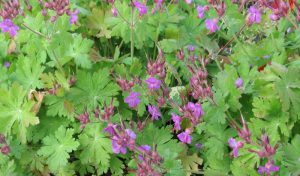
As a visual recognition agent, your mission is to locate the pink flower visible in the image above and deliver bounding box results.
[125,92,141,108]
[205,19,219,33]
[185,0,192,4]
[133,1,148,16]
[148,105,161,120]
[197,5,205,18]
[177,131,192,144]
[145,77,161,90]
[235,78,243,88]
[111,6,118,16]
[0,19,19,37]
[112,129,136,154]
[69,9,79,24]
[228,138,244,158]
[247,6,261,25]
[171,113,182,130]
[258,160,279,175]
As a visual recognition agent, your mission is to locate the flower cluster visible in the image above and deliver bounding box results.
[0,0,20,20]
[228,115,279,175]
[77,110,90,129]
[39,0,79,24]
[136,145,162,176]
[0,134,10,155]
[147,51,166,80]
[189,67,212,99]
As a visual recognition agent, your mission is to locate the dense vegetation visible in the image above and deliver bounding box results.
[0,0,300,175]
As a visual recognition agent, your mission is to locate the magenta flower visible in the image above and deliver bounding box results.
[111,6,118,17]
[235,78,243,88]
[197,5,205,18]
[171,113,182,130]
[4,61,10,68]
[125,92,141,108]
[228,138,244,158]
[195,143,203,149]
[0,19,19,37]
[258,160,280,175]
[187,45,195,52]
[187,102,204,118]
[133,1,148,16]
[205,19,219,33]
[247,6,261,25]
[69,9,79,24]
[148,105,161,120]
[177,131,192,144]
[145,77,161,90]
[138,145,151,160]
[185,0,192,4]
[103,123,117,136]
[112,129,136,154]
[152,0,164,14]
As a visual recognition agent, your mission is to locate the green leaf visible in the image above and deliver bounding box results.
[70,69,120,110]
[282,135,300,175]
[179,150,203,176]
[274,67,300,114]
[108,156,125,176]
[12,57,45,90]
[66,34,94,69]
[78,123,112,169]
[0,83,39,143]
[37,126,79,172]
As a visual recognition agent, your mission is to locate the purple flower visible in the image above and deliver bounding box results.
[270,13,279,21]
[148,105,161,120]
[185,0,192,4]
[171,113,182,130]
[103,123,117,136]
[197,5,205,18]
[177,131,192,144]
[235,78,243,88]
[125,92,141,108]
[4,61,10,68]
[133,1,148,16]
[247,6,261,25]
[187,102,204,118]
[125,129,136,139]
[138,145,151,160]
[111,6,118,16]
[228,138,244,158]
[112,129,136,154]
[69,9,79,24]
[258,160,280,175]
[205,19,219,33]
[195,143,203,149]
[140,145,151,151]
[0,19,19,37]
[145,77,161,90]
[152,0,164,14]
[187,45,195,52]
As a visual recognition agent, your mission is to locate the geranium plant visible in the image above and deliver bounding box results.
[0,0,300,175]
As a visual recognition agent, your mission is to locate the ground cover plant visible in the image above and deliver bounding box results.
[0,0,300,175]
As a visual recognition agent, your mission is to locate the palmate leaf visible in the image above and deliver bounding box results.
[282,135,300,175]
[37,126,79,172]
[0,83,39,143]
[69,69,120,111]
[12,57,45,90]
[66,34,94,69]
[179,149,203,176]
[274,67,300,115]
[78,123,112,170]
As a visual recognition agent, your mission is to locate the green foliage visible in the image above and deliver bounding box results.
[37,126,79,172]
[0,83,39,143]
